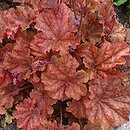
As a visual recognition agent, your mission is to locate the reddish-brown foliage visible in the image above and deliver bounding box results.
[13,90,56,130]
[84,77,130,128]
[31,3,78,55]
[0,0,130,130]
[67,98,86,118]
[75,41,129,79]
[0,6,35,42]
[41,54,88,100]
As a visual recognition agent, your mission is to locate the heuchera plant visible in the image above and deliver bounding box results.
[0,0,130,130]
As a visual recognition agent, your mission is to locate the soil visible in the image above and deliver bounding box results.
[0,122,21,130]
[114,5,130,28]
[0,115,21,130]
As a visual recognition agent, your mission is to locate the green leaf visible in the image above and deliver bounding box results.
[127,11,130,14]
[127,4,130,9]
[114,0,128,6]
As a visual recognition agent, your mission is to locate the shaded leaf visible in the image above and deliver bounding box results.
[0,84,19,115]
[126,28,130,44]
[81,13,103,43]
[67,97,87,118]
[84,120,103,130]
[66,123,80,130]
[13,90,56,130]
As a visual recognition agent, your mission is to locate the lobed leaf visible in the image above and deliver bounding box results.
[76,42,129,79]
[84,77,130,128]
[0,6,34,41]
[81,13,103,43]
[41,54,88,100]
[0,83,19,115]
[13,90,56,130]
[66,123,80,130]
[3,32,33,83]
[32,3,78,55]
[67,97,87,118]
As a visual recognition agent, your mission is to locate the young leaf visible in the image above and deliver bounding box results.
[81,13,103,43]
[114,0,127,6]
[0,67,12,88]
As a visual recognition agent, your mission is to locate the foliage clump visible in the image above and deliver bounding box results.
[0,0,130,130]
